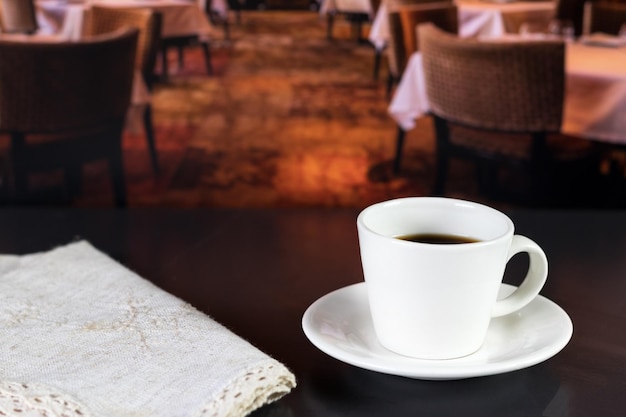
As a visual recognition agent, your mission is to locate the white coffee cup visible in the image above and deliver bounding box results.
[356,197,548,360]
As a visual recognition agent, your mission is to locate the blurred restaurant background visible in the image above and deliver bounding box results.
[0,0,625,210]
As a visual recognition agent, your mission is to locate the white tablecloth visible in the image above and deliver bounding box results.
[320,0,376,16]
[200,0,228,17]
[388,42,626,145]
[36,0,214,40]
[563,43,626,144]
[368,0,556,50]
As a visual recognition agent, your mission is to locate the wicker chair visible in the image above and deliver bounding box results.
[386,0,457,98]
[501,9,556,35]
[87,6,162,175]
[206,0,244,40]
[417,23,599,204]
[0,0,37,34]
[583,1,626,35]
[160,2,213,82]
[0,27,138,206]
[326,0,381,42]
[555,0,587,36]
[387,1,458,172]
[226,0,243,24]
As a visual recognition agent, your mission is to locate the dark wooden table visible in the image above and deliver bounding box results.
[0,207,624,417]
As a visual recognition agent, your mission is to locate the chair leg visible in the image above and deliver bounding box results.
[177,45,184,68]
[352,19,360,42]
[434,152,448,196]
[432,116,450,196]
[326,13,334,40]
[223,19,231,41]
[143,104,160,175]
[161,47,169,82]
[393,126,406,174]
[530,132,549,205]
[386,73,395,100]
[373,48,381,81]
[108,136,128,208]
[9,133,28,203]
[209,11,231,41]
[201,42,213,75]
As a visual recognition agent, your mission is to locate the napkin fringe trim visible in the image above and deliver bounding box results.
[195,360,296,417]
[0,381,92,417]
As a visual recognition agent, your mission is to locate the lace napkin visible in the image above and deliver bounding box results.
[0,241,296,417]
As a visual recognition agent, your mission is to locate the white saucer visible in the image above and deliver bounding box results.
[302,283,573,380]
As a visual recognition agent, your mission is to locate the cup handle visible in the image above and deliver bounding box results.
[491,235,548,317]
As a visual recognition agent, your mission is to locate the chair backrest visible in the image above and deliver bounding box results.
[386,0,446,7]
[0,27,138,134]
[387,1,457,77]
[87,6,162,90]
[418,23,565,133]
[501,9,556,34]
[555,0,591,36]
[371,0,382,13]
[0,0,37,34]
[583,1,626,35]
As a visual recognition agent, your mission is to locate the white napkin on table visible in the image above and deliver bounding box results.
[0,241,295,417]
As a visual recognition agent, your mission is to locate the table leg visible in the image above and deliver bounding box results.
[373,48,381,80]
[327,12,335,40]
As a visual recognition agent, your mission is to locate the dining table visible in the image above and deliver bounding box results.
[35,0,214,40]
[199,0,228,18]
[389,39,626,145]
[320,0,377,16]
[319,0,379,41]
[368,0,556,50]
[0,206,624,416]
[365,0,555,80]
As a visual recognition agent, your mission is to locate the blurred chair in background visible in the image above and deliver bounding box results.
[0,0,37,34]
[87,6,162,175]
[160,2,213,82]
[205,0,242,41]
[554,0,587,36]
[583,1,626,35]
[502,9,556,35]
[387,1,457,173]
[326,0,381,43]
[386,0,456,98]
[0,28,138,206]
[206,0,231,41]
[418,23,599,204]
[227,0,243,24]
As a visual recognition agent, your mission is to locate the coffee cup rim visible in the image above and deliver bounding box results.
[357,197,514,246]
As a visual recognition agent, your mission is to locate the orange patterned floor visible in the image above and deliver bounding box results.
[75,11,457,209]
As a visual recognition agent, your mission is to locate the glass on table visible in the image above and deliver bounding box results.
[547,18,575,42]
[518,21,547,39]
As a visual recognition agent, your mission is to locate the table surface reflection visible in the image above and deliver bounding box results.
[0,207,624,417]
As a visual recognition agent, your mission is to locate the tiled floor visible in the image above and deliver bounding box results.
[17,11,626,209]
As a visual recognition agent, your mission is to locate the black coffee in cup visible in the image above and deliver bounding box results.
[395,233,481,244]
